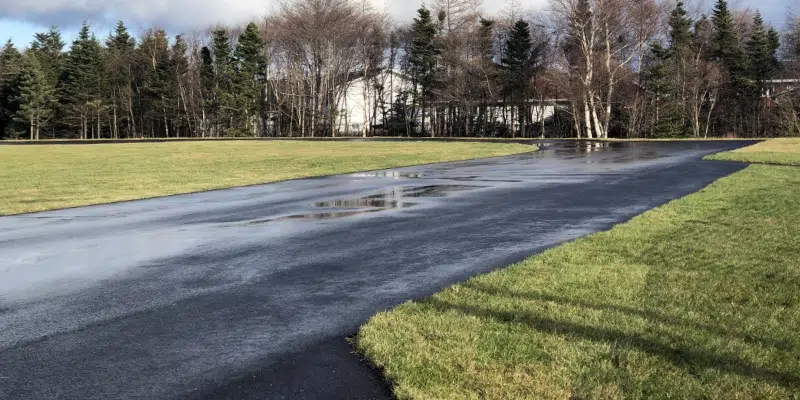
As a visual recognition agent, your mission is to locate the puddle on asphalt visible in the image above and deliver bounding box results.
[248,210,383,224]
[402,185,481,197]
[552,142,665,163]
[447,176,524,183]
[250,185,483,225]
[350,171,425,179]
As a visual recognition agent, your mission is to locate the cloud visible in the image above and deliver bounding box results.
[0,0,278,32]
[0,0,789,36]
[0,0,553,33]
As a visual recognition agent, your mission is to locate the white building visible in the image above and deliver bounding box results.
[336,69,564,136]
[338,69,413,136]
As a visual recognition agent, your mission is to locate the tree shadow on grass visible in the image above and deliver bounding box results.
[462,281,794,352]
[421,295,800,390]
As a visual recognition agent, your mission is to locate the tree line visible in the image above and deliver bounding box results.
[0,0,798,140]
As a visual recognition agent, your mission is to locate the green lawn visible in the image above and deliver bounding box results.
[357,144,800,399]
[0,141,533,215]
[706,138,800,165]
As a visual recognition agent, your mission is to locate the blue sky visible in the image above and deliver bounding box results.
[0,0,794,48]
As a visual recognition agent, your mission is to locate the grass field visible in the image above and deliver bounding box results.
[357,142,800,399]
[706,138,800,165]
[0,141,533,215]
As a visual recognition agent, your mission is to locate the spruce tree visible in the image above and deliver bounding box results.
[646,42,683,137]
[15,54,56,140]
[766,27,781,75]
[233,22,265,136]
[711,0,747,134]
[711,0,738,63]
[199,46,216,136]
[30,27,65,90]
[62,23,105,139]
[28,27,64,137]
[408,7,440,136]
[211,28,234,134]
[669,1,693,49]
[170,35,190,136]
[0,41,24,138]
[502,19,535,137]
[137,29,172,137]
[106,21,136,138]
[745,12,769,91]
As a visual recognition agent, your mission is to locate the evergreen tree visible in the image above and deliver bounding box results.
[28,27,64,137]
[62,23,106,139]
[669,1,693,49]
[136,29,172,137]
[199,46,215,136]
[711,0,748,134]
[745,12,770,91]
[29,27,65,89]
[385,90,414,136]
[233,22,266,136]
[170,35,190,136]
[211,28,234,134]
[766,27,781,75]
[711,0,739,63]
[502,19,535,137]
[645,42,683,137]
[408,7,440,136]
[15,54,57,139]
[0,41,24,138]
[106,21,137,138]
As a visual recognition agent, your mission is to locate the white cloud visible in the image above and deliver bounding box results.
[0,0,549,33]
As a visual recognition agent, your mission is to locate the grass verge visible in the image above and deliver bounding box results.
[357,162,800,399]
[705,138,800,166]
[0,140,532,215]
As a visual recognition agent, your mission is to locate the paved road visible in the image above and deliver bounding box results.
[0,141,755,399]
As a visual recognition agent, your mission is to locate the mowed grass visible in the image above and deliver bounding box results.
[0,140,533,215]
[706,138,800,165]
[358,160,800,398]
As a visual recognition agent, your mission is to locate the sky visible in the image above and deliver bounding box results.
[0,0,794,47]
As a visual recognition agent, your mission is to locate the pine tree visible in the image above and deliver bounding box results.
[745,12,770,91]
[15,54,56,140]
[646,42,683,137]
[408,7,440,136]
[711,0,747,134]
[106,21,137,138]
[0,41,24,138]
[28,27,64,137]
[233,22,265,136]
[711,0,738,63]
[170,35,190,137]
[211,28,234,134]
[199,46,215,136]
[62,23,106,139]
[30,27,65,90]
[669,1,693,49]
[711,0,746,90]
[766,27,781,75]
[502,19,535,137]
[136,29,172,137]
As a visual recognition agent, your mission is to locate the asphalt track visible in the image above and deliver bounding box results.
[0,141,756,399]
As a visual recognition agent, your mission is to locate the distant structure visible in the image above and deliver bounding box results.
[762,79,800,100]
[336,69,567,136]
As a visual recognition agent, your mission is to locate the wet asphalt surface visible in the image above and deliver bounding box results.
[0,141,756,399]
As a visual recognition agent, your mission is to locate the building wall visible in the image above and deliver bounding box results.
[338,70,413,135]
[337,70,564,135]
